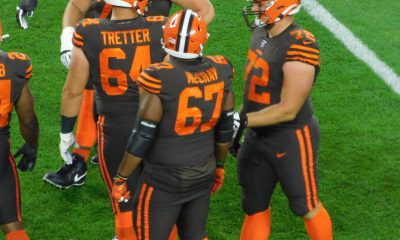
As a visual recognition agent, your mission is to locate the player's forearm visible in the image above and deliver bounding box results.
[198,5,214,25]
[117,152,143,178]
[214,142,230,167]
[246,103,297,128]
[19,114,39,148]
[61,88,83,118]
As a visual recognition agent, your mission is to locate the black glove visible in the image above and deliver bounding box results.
[16,0,38,29]
[15,143,37,172]
[229,112,247,157]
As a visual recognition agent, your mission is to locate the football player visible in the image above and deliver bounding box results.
[47,0,215,190]
[16,0,38,29]
[231,0,333,239]
[111,9,235,239]
[0,21,39,240]
[44,0,112,190]
[58,0,166,239]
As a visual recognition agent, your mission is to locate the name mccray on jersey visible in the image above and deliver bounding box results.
[137,56,234,192]
[0,51,32,136]
[72,16,166,115]
[243,24,320,135]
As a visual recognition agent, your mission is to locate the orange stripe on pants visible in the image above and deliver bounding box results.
[97,115,117,213]
[296,129,313,211]
[8,150,22,222]
[137,183,148,240]
[304,125,319,207]
[144,186,154,240]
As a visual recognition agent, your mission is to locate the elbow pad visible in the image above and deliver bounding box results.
[215,110,235,143]
[126,119,159,158]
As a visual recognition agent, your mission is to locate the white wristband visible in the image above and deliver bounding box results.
[60,26,75,53]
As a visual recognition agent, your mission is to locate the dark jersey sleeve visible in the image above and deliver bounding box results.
[206,55,234,92]
[137,64,163,95]
[72,18,101,49]
[8,52,33,81]
[285,29,320,67]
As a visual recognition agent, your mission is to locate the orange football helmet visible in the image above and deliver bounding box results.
[243,0,301,29]
[162,9,209,59]
[105,0,148,15]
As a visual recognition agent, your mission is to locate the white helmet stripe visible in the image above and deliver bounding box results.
[104,0,132,7]
[178,9,193,53]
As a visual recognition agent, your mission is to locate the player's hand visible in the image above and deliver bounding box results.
[229,112,247,157]
[112,175,130,203]
[211,168,225,194]
[15,143,37,172]
[16,0,38,29]
[59,132,75,165]
[60,27,75,69]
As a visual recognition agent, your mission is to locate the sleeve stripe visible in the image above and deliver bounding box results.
[290,44,320,54]
[287,51,319,60]
[286,57,320,66]
[26,65,32,73]
[73,38,84,47]
[138,76,161,90]
[73,32,84,40]
[138,80,161,94]
[141,72,161,83]
[25,73,32,79]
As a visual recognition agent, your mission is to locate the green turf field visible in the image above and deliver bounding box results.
[1,0,400,239]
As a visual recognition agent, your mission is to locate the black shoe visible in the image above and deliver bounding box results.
[43,153,88,189]
[91,154,98,165]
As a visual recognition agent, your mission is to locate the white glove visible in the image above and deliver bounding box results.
[232,112,241,139]
[16,7,29,29]
[59,132,75,165]
[60,26,75,69]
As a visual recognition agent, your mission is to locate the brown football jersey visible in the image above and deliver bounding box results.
[243,24,320,134]
[137,56,234,192]
[0,51,32,136]
[72,16,167,115]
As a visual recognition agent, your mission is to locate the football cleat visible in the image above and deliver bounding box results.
[43,153,88,189]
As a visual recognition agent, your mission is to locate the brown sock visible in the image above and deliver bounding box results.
[6,230,29,240]
[304,205,333,240]
[240,208,271,240]
[115,211,136,240]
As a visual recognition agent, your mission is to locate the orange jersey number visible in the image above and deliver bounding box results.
[0,64,5,77]
[245,49,270,104]
[175,81,225,136]
[99,46,150,96]
[7,52,27,61]
[0,80,12,127]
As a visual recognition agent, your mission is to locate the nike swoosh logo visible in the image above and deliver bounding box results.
[74,172,87,182]
[276,152,286,158]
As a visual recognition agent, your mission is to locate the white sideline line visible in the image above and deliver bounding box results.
[302,0,400,94]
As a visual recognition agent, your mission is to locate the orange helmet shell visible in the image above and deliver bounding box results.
[163,10,208,59]
[261,0,301,25]
[243,0,301,29]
